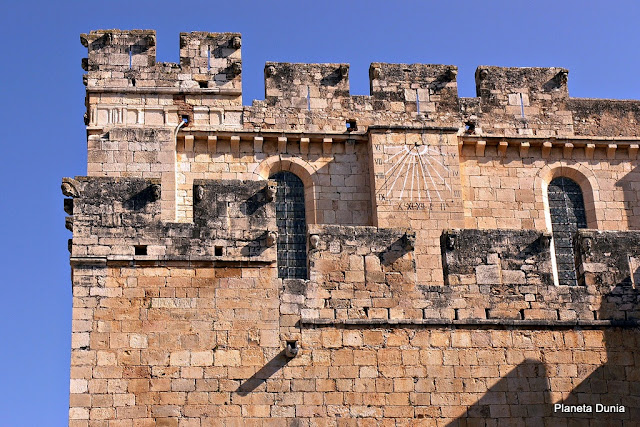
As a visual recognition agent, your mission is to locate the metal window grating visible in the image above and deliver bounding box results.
[548,177,587,286]
[270,171,307,279]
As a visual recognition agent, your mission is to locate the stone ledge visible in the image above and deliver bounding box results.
[70,256,273,266]
[86,86,242,96]
[300,318,639,328]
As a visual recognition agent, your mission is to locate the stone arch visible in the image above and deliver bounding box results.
[536,164,601,230]
[254,155,319,225]
[536,164,601,286]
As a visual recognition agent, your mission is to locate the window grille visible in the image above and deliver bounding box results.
[548,177,587,286]
[270,171,307,279]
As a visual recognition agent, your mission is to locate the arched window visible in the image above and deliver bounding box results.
[548,177,587,286]
[270,171,307,279]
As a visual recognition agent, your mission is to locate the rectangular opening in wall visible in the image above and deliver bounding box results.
[629,256,639,289]
[198,81,207,88]
[214,246,224,256]
[134,245,147,256]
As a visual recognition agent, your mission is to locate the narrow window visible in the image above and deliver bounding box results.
[270,171,307,279]
[548,177,587,286]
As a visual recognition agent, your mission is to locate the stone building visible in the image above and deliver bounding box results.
[65,30,640,425]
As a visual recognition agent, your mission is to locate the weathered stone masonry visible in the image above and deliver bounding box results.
[66,29,640,426]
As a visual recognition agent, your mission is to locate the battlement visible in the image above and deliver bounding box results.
[63,174,640,323]
[81,29,241,91]
[81,29,640,138]
[63,176,276,262]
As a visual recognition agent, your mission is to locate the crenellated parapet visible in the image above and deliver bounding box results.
[62,176,276,263]
[81,29,241,91]
[569,98,640,137]
[440,228,640,324]
[80,29,640,138]
[474,66,569,104]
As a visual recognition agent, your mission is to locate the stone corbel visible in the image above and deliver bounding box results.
[585,144,595,159]
[497,141,508,156]
[300,137,310,154]
[253,136,263,152]
[61,178,81,198]
[563,143,574,159]
[207,135,217,152]
[278,136,287,153]
[230,136,240,154]
[323,138,332,155]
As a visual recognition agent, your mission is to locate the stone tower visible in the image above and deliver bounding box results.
[65,30,640,425]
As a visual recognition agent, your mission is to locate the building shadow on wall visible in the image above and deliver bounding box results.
[616,164,640,230]
[553,282,640,426]
[448,283,639,426]
[445,360,552,426]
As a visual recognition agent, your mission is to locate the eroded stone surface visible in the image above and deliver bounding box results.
[66,29,640,425]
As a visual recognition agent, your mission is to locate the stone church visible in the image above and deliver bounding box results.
[65,30,639,425]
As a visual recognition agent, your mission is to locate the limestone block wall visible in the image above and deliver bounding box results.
[174,135,372,225]
[302,225,419,321]
[69,264,282,424]
[577,229,640,320]
[368,130,465,285]
[459,140,640,231]
[286,226,640,325]
[570,99,640,137]
[67,219,640,425]
[69,260,640,425]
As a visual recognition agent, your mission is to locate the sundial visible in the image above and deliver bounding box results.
[373,133,459,211]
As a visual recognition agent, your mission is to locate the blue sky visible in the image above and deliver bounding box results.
[0,0,638,425]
